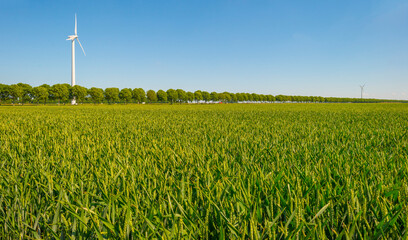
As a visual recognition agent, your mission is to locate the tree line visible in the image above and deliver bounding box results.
[0,83,406,105]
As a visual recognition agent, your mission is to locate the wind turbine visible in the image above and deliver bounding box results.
[359,83,366,99]
[67,14,86,105]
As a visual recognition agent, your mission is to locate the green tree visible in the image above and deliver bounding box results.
[105,88,120,104]
[50,84,70,104]
[246,93,252,102]
[276,95,285,102]
[132,88,146,103]
[230,93,237,102]
[252,93,259,102]
[194,90,203,103]
[271,95,276,102]
[318,96,325,103]
[147,90,157,102]
[9,84,24,104]
[39,84,51,90]
[210,92,218,102]
[17,83,33,104]
[222,92,232,102]
[201,91,210,102]
[176,89,187,103]
[72,85,88,104]
[0,84,10,104]
[236,93,244,102]
[32,86,48,104]
[62,84,73,102]
[186,92,194,103]
[119,88,133,104]
[166,89,178,104]
[157,90,167,102]
[88,87,104,104]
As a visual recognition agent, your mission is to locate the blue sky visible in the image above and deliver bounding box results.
[0,0,407,99]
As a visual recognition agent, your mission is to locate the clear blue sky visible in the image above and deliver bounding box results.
[1,0,407,99]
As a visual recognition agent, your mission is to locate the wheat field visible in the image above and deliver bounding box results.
[0,103,407,239]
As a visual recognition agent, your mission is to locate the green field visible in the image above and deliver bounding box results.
[1,104,407,239]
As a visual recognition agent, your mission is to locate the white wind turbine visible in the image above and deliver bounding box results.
[67,14,86,105]
[359,83,366,99]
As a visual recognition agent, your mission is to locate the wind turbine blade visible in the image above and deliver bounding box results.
[76,38,86,56]
[75,14,77,35]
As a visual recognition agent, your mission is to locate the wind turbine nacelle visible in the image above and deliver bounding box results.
[66,35,77,40]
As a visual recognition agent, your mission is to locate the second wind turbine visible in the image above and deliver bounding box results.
[67,14,86,105]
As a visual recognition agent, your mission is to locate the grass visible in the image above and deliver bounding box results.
[0,103,407,239]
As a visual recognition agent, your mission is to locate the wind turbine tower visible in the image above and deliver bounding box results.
[359,84,366,99]
[67,14,86,105]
